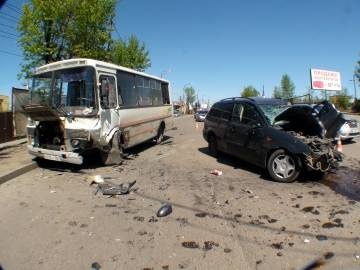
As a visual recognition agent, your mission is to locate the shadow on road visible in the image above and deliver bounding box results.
[198,147,270,180]
[35,135,174,172]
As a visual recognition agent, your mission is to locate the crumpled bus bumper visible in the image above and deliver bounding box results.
[28,145,83,165]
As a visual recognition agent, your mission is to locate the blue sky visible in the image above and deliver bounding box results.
[1,0,359,103]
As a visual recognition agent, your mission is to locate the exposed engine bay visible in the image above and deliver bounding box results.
[288,131,342,172]
[34,121,65,151]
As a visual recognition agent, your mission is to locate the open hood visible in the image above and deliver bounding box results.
[23,104,60,121]
[274,101,346,139]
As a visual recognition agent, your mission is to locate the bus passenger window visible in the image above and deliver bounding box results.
[99,76,117,109]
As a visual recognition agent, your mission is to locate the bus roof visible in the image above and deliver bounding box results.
[34,58,169,83]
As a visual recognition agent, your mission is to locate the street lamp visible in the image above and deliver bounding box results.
[350,74,358,100]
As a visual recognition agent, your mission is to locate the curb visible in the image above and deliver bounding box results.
[0,162,38,185]
[0,138,27,151]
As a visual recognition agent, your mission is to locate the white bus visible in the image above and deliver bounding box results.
[24,58,173,165]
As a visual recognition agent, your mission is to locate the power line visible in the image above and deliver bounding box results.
[0,30,17,37]
[4,3,22,15]
[0,49,22,57]
[4,5,21,15]
[0,22,16,29]
[0,34,17,40]
[0,11,19,22]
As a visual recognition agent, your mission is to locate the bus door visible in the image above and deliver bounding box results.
[98,74,120,142]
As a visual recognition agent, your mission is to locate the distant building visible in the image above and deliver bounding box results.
[0,95,10,112]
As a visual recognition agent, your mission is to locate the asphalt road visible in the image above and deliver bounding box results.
[0,116,359,270]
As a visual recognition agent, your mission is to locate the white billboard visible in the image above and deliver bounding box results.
[310,69,342,91]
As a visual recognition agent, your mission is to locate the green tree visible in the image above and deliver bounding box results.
[335,88,351,111]
[241,86,259,97]
[18,0,151,78]
[272,86,282,98]
[111,35,151,71]
[184,86,195,113]
[18,0,116,78]
[280,74,295,99]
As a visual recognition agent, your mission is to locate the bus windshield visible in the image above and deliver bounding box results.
[31,67,96,116]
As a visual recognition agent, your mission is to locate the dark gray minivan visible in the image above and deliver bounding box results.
[203,97,344,183]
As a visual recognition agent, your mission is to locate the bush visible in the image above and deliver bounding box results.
[352,99,360,113]
[334,95,350,111]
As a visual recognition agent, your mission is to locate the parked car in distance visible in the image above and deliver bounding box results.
[203,97,345,183]
[295,104,359,142]
[338,116,360,142]
[194,110,208,122]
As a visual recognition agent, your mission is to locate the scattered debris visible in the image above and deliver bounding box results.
[195,212,208,218]
[182,241,199,248]
[133,216,145,222]
[288,242,294,247]
[50,190,56,194]
[301,252,335,270]
[203,241,219,250]
[315,235,328,241]
[211,169,223,176]
[148,216,158,223]
[354,254,360,260]
[91,262,101,270]
[304,239,310,243]
[242,189,253,194]
[277,252,283,256]
[94,180,137,196]
[256,260,262,265]
[271,242,284,250]
[224,248,232,253]
[157,203,172,217]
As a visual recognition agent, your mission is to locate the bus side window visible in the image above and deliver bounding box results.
[99,76,117,109]
[161,83,170,104]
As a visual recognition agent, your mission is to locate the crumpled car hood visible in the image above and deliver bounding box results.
[274,101,345,139]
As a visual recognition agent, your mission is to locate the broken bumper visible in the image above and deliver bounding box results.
[28,145,83,165]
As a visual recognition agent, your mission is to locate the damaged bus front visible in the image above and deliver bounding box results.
[25,59,173,165]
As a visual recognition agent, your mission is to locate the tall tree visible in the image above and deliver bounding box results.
[241,86,259,97]
[111,35,151,71]
[184,86,195,113]
[18,0,151,78]
[280,74,295,99]
[272,86,282,98]
[18,0,116,78]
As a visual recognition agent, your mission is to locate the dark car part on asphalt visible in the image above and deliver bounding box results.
[95,180,136,196]
[91,262,101,270]
[156,203,173,217]
[203,98,345,183]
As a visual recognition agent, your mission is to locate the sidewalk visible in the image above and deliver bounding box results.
[0,140,37,184]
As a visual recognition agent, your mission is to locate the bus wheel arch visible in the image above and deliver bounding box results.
[101,130,123,165]
[155,121,165,144]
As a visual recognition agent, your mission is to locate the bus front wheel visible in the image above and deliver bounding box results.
[101,132,123,165]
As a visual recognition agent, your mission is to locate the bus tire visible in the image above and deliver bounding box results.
[101,132,123,165]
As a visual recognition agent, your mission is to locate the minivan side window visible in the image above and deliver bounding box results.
[209,102,233,120]
[231,103,262,126]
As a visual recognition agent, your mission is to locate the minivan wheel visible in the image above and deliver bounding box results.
[208,135,218,157]
[267,149,300,183]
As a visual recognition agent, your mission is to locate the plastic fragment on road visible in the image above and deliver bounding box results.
[50,190,56,194]
[304,239,310,243]
[94,180,136,196]
[301,252,334,270]
[211,169,223,176]
[157,203,173,217]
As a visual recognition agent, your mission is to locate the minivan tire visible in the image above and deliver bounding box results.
[208,135,218,157]
[267,149,300,183]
